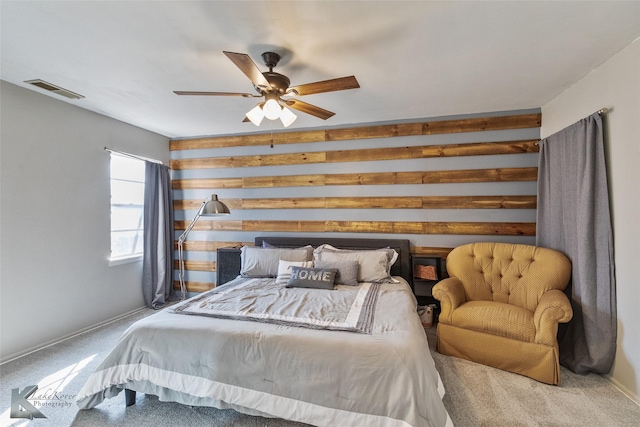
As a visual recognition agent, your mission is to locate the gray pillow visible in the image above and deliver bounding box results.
[314,245,399,283]
[286,267,338,290]
[240,246,313,278]
[314,259,359,286]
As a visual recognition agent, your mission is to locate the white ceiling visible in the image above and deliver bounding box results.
[2,1,639,138]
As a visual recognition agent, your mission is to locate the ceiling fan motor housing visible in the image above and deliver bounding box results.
[258,52,290,95]
[261,52,281,69]
[262,72,290,94]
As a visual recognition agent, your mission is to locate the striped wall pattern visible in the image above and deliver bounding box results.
[170,110,541,292]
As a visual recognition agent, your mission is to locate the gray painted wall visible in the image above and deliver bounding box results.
[0,81,170,361]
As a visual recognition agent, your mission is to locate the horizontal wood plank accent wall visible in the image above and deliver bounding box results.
[171,112,541,292]
[172,167,538,190]
[170,140,538,170]
[174,220,536,235]
[170,113,540,150]
[175,195,537,210]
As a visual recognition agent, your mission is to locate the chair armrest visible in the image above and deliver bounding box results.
[533,289,573,346]
[432,277,467,324]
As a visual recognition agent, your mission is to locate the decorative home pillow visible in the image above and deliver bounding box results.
[275,259,314,284]
[314,259,359,286]
[314,244,399,283]
[286,267,338,290]
[240,246,313,278]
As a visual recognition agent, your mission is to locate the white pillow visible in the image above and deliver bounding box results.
[314,244,399,283]
[275,259,314,284]
[240,246,313,278]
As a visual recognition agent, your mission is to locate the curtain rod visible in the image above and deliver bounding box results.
[104,147,163,165]
[535,108,608,145]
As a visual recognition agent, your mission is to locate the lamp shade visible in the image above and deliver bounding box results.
[263,98,282,120]
[201,194,231,215]
[280,106,297,127]
[245,105,264,126]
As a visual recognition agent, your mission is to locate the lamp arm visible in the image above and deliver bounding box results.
[177,200,207,300]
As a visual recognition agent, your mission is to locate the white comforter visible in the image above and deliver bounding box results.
[77,278,452,427]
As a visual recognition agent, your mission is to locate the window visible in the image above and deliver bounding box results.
[110,154,145,261]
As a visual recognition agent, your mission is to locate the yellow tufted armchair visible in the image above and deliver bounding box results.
[432,242,573,385]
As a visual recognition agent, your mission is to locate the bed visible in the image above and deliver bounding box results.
[77,237,452,427]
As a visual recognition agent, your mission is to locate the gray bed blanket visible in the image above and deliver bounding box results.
[172,277,380,334]
[76,279,451,427]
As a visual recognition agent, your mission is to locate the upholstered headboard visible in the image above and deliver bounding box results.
[254,236,412,284]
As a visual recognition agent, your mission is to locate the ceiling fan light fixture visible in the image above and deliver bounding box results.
[175,51,359,126]
[263,98,282,120]
[280,106,297,127]
[246,104,264,126]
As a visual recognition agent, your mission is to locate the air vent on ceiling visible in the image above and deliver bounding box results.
[24,79,85,100]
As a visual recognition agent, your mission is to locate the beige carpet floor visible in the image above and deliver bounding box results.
[425,327,640,426]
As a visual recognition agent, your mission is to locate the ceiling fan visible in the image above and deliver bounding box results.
[174,51,360,127]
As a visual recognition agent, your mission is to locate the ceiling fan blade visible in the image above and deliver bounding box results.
[289,76,359,96]
[223,51,272,90]
[174,91,258,97]
[285,99,335,120]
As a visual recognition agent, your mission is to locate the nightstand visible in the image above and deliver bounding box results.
[411,255,447,307]
[216,246,242,286]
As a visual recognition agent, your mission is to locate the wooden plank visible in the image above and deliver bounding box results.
[421,222,535,235]
[171,177,242,190]
[174,220,243,231]
[175,195,535,210]
[420,140,539,158]
[173,260,216,272]
[421,195,536,209]
[242,198,326,209]
[325,146,423,163]
[175,241,249,251]
[170,129,327,151]
[421,167,538,183]
[243,174,327,188]
[411,247,454,259]
[170,140,538,170]
[326,197,422,209]
[172,167,537,190]
[325,171,424,186]
[174,220,535,235]
[174,199,242,211]
[326,220,396,234]
[421,114,541,135]
[171,152,326,170]
[325,123,424,141]
[170,113,541,151]
[173,281,214,292]
[242,220,326,233]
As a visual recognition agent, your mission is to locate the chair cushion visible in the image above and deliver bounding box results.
[450,301,535,342]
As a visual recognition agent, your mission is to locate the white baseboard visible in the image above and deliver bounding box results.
[606,374,640,406]
[0,306,149,365]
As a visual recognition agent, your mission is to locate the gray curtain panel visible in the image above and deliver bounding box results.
[142,162,174,309]
[536,112,616,374]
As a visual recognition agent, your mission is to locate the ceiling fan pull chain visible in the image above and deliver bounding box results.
[270,121,274,148]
